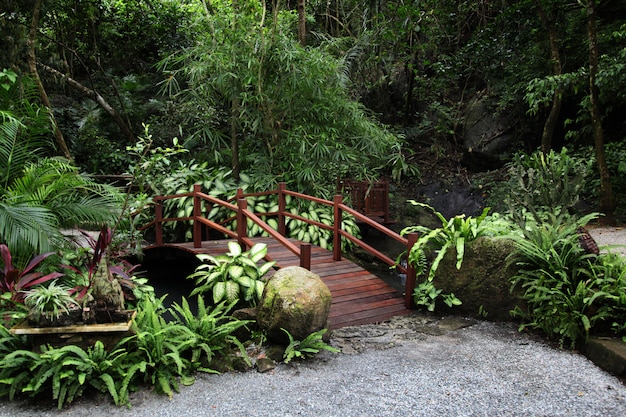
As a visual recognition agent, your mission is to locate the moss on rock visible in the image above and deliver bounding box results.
[433,236,521,320]
[257,266,332,344]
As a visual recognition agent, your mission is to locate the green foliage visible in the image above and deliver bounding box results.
[0,341,128,408]
[24,280,78,321]
[401,202,513,312]
[504,148,594,224]
[168,297,250,369]
[125,124,189,196]
[402,202,512,278]
[412,280,462,313]
[119,296,196,400]
[239,194,361,251]
[603,142,626,217]
[159,1,409,194]
[281,328,339,364]
[507,212,626,347]
[0,293,254,408]
[188,242,274,305]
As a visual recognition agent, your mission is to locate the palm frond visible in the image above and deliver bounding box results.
[0,201,59,267]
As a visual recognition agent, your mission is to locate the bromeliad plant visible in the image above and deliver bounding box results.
[400,202,514,311]
[24,280,79,322]
[188,242,275,305]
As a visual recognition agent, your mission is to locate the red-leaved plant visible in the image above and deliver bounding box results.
[63,225,140,301]
[0,244,64,303]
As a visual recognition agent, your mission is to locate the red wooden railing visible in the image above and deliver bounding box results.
[146,183,418,307]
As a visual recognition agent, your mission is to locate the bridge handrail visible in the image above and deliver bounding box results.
[148,182,417,307]
[232,183,417,307]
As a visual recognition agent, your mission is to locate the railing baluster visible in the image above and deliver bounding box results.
[333,195,342,261]
[237,198,248,250]
[193,184,201,248]
[300,243,311,270]
[155,198,163,245]
[278,182,287,236]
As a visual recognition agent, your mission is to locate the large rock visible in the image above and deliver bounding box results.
[461,94,522,171]
[433,236,521,321]
[257,266,332,344]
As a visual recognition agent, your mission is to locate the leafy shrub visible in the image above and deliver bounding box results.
[188,242,274,305]
[0,341,128,408]
[118,296,196,400]
[503,148,593,224]
[508,212,626,347]
[237,194,361,251]
[24,280,79,321]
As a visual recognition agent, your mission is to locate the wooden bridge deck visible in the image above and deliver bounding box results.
[149,237,409,329]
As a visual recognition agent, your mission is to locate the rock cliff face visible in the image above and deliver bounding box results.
[257,266,332,344]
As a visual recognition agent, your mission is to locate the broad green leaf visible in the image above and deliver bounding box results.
[213,281,226,304]
[225,281,240,302]
[227,241,242,256]
[228,265,244,279]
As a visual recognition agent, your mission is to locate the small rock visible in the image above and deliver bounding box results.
[256,357,275,373]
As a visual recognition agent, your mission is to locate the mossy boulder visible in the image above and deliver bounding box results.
[433,236,521,321]
[257,266,332,344]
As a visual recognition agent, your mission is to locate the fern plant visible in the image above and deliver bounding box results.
[504,148,592,225]
[507,212,612,347]
[168,297,250,370]
[119,296,196,401]
[30,342,127,408]
[0,341,128,409]
[281,328,339,363]
[188,242,275,305]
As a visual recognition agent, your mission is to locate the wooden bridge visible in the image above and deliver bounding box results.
[142,183,418,329]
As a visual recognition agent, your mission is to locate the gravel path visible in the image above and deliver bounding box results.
[0,316,624,417]
[588,226,626,256]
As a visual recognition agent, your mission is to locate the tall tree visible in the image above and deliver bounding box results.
[585,0,614,223]
[297,0,306,46]
[535,0,563,154]
[26,0,72,159]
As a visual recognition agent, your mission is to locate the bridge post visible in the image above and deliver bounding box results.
[404,232,418,309]
[333,195,342,261]
[155,198,163,245]
[278,182,287,236]
[300,243,311,270]
[193,184,202,248]
[237,198,248,249]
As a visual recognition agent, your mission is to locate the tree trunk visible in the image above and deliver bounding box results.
[231,97,240,180]
[297,0,306,46]
[536,1,563,154]
[26,0,72,160]
[38,63,135,143]
[586,0,614,224]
